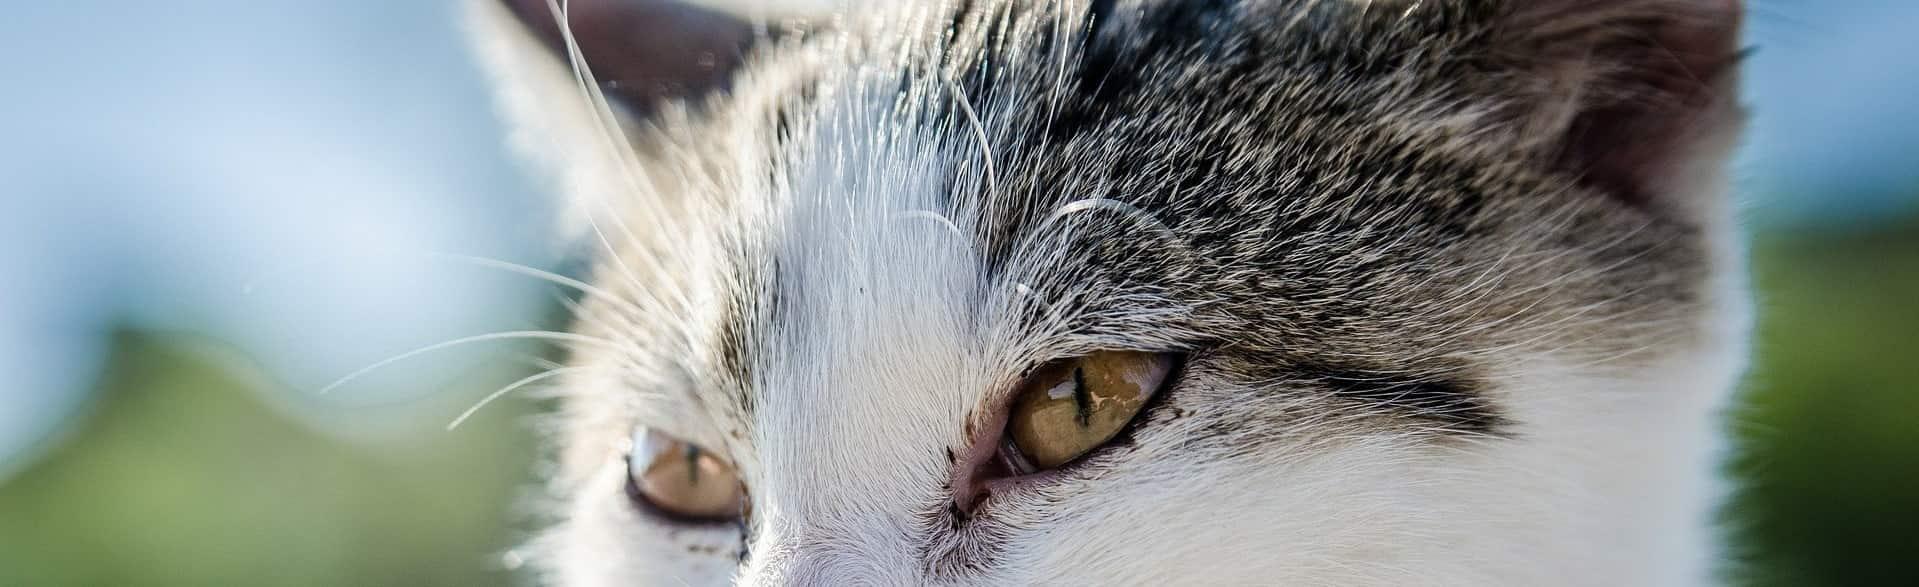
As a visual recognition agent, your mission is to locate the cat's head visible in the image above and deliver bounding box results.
[470,0,1748,584]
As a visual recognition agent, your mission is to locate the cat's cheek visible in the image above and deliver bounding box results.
[544,461,741,587]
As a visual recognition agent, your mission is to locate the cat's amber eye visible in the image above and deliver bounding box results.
[625,429,747,522]
[1000,351,1176,472]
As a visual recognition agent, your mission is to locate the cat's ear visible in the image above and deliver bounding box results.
[468,0,792,250]
[495,0,765,116]
[1484,0,1745,218]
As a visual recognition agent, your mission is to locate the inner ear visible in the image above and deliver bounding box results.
[500,0,760,115]
[1497,1,1746,214]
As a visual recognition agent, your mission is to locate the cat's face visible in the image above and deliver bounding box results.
[471,0,1749,584]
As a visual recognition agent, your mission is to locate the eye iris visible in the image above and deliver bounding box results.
[628,430,746,521]
[1007,351,1162,470]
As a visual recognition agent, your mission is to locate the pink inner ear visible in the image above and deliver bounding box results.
[1520,0,1745,211]
[501,0,756,112]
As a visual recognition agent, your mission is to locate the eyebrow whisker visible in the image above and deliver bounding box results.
[447,365,597,430]
[319,330,634,396]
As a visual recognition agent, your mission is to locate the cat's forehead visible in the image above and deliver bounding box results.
[575,0,1708,448]
[485,0,1745,581]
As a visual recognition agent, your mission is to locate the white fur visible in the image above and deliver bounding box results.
[469,1,1750,584]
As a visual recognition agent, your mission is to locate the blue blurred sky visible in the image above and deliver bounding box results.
[1740,2,1919,222]
[2,0,1916,476]
[0,0,564,476]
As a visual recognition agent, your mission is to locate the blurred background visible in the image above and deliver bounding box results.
[0,1,1913,585]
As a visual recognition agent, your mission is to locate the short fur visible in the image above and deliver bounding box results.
[469,0,1749,584]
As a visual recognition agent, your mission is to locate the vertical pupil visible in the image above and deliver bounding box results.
[685,445,702,486]
[1072,366,1092,427]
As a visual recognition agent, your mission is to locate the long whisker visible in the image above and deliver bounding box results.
[947,78,998,198]
[1031,197,1198,266]
[319,330,629,396]
[545,0,700,272]
[542,0,707,354]
[523,3,705,364]
[432,252,649,319]
[447,366,594,430]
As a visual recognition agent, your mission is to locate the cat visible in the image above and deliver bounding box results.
[469,0,1750,584]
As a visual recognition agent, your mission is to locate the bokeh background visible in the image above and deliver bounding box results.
[1,1,1914,585]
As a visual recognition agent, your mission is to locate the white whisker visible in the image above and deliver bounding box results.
[320,330,629,396]
[432,252,649,319]
[447,366,593,431]
[947,78,998,197]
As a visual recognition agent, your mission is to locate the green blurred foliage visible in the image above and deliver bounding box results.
[0,336,538,587]
[1728,217,1919,587]
[1,217,1916,586]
